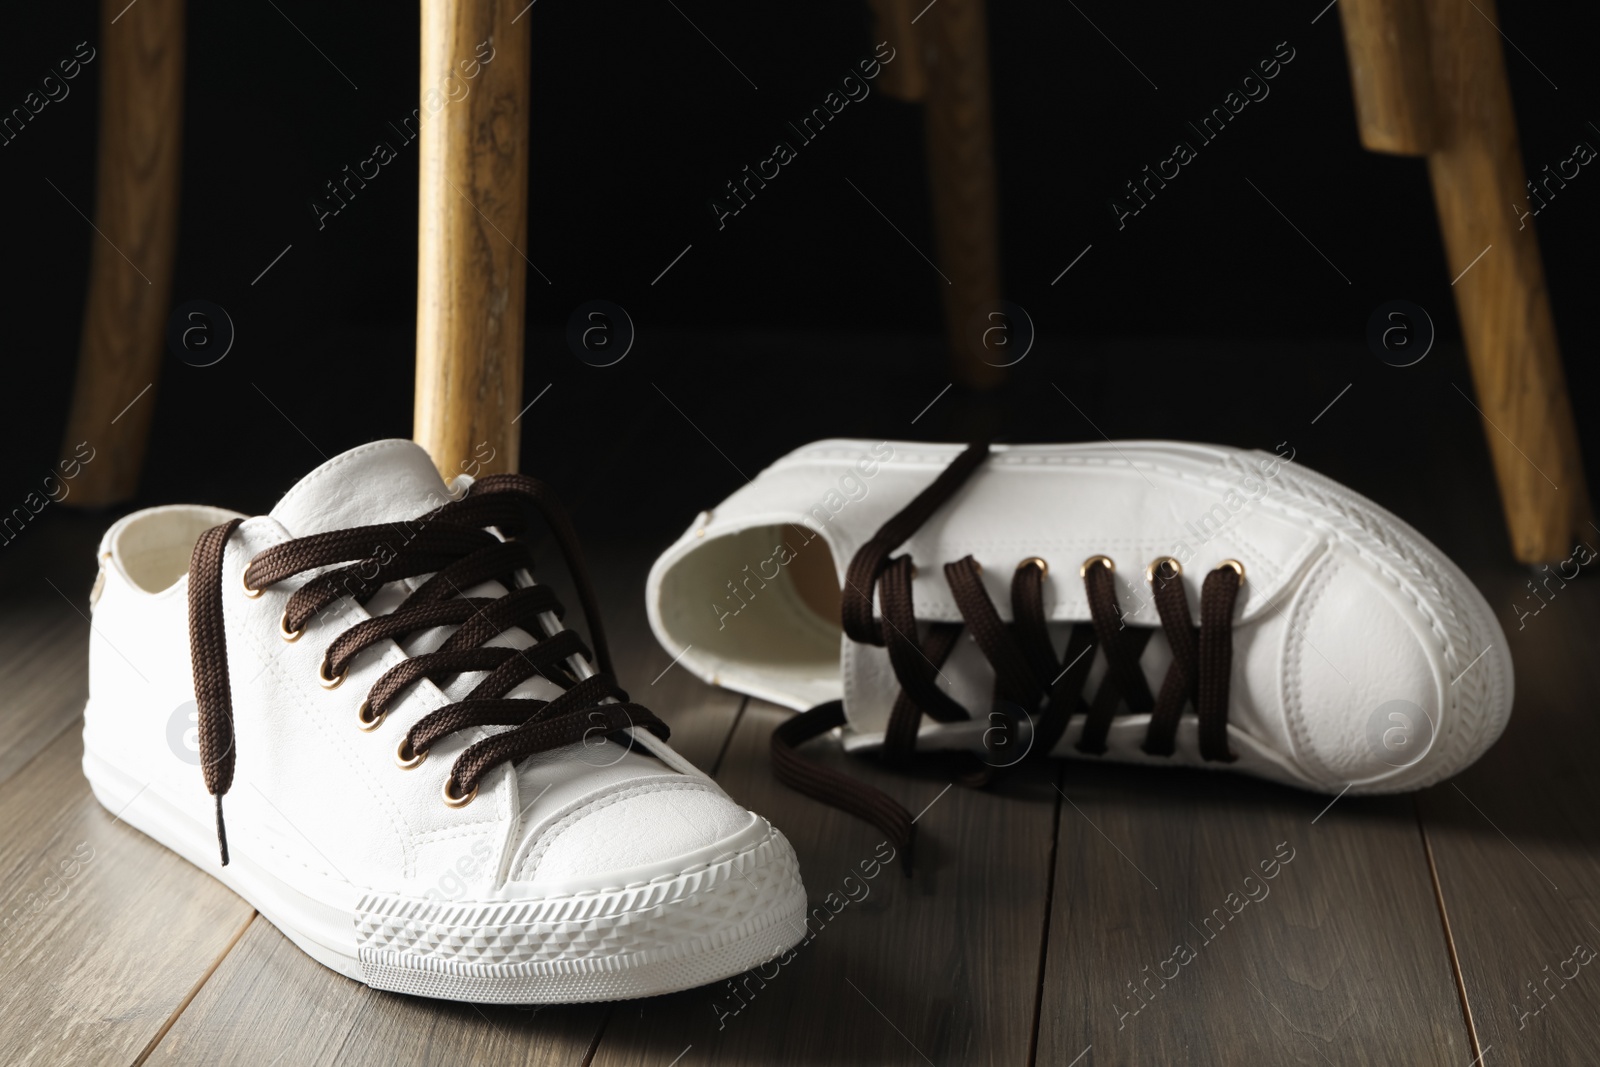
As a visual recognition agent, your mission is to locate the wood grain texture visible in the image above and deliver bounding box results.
[1336,0,1437,154]
[0,609,86,790]
[145,917,608,1067]
[59,0,184,506]
[589,699,1060,1067]
[414,0,530,481]
[1417,0,1589,563]
[920,0,1006,392]
[0,513,104,788]
[866,0,926,102]
[0,730,255,1067]
[1419,570,1600,1065]
[1035,766,1472,1066]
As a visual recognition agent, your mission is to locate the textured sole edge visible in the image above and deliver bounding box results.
[359,890,809,1003]
[82,744,809,1003]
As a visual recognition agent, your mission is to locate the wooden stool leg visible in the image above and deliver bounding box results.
[919,0,1005,391]
[1340,0,1590,562]
[60,0,184,506]
[415,0,529,480]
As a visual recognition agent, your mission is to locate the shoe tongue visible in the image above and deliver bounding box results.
[269,439,456,536]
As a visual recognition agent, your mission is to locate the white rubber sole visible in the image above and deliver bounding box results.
[82,746,809,1003]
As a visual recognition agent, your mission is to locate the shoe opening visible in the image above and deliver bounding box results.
[111,506,247,594]
[653,523,842,709]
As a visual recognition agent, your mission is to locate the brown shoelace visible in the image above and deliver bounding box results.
[772,443,1242,867]
[188,473,667,865]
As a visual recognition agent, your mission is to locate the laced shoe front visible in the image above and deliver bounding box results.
[646,439,1515,860]
[82,440,807,1003]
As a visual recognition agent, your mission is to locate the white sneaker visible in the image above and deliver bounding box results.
[82,439,806,1003]
[646,440,1513,848]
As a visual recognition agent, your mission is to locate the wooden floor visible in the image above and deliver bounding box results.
[3,492,1599,1066]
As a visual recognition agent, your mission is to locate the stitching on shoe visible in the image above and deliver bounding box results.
[1256,464,1490,783]
[228,535,417,873]
[270,439,424,521]
[258,637,420,871]
[819,535,1283,626]
[1281,546,1342,786]
[251,824,380,890]
[742,449,1305,590]
[514,780,732,881]
[410,822,502,846]
[504,772,696,879]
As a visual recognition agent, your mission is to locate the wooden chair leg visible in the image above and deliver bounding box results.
[415,0,529,480]
[1340,0,1590,562]
[866,0,927,103]
[1337,0,1437,155]
[59,0,184,507]
[918,0,1006,391]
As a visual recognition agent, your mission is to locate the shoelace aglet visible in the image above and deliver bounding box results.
[214,793,230,867]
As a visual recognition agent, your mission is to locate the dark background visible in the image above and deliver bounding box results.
[3,0,1596,563]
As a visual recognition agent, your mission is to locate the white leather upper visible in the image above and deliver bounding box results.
[646,439,1514,794]
[84,440,771,909]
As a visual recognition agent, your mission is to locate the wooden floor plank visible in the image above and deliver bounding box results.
[1034,761,1472,1066]
[143,548,743,1066]
[0,607,87,789]
[143,915,609,1067]
[1418,567,1600,1066]
[0,513,104,788]
[588,699,1061,1067]
[0,729,256,1067]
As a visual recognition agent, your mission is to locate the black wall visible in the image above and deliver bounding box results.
[3,1,1596,541]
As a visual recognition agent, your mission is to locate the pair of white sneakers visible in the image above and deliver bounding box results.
[82,438,1511,1003]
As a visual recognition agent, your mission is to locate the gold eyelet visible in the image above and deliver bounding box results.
[1145,556,1182,584]
[357,699,385,731]
[395,736,427,769]
[279,609,303,643]
[241,568,263,599]
[1017,556,1049,577]
[1217,559,1246,584]
[1080,555,1115,578]
[318,658,345,689]
[442,777,478,808]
